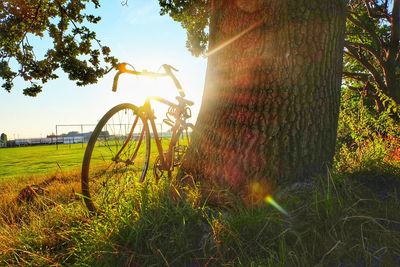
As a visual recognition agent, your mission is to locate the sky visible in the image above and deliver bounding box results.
[0,0,207,139]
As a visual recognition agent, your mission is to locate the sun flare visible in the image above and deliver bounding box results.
[113,72,183,121]
[249,180,289,216]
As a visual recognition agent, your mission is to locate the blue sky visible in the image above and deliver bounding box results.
[0,0,207,138]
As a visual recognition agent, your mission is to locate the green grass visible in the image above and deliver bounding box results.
[0,138,176,182]
[0,144,87,181]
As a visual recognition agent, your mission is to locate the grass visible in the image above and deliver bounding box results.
[0,170,399,266]
[0,137,175,182]
[0,144,86,182]
[0,138,399,266]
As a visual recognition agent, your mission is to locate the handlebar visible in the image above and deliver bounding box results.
[112,63,186,97]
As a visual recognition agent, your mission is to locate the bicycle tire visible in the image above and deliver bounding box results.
[174,127,191,166]
[81,103,150,213]
[153,126,191,180]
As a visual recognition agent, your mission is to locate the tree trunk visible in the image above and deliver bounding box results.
[182,0,347,193]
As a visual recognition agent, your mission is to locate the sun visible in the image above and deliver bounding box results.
[114,71,184,122]
[95,61,204,131]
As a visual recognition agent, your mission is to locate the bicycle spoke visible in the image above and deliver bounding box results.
[81,104,150,213]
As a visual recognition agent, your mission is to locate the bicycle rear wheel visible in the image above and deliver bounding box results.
[153,126,192,180]
[174,128,191,166]
[81,103,150,213]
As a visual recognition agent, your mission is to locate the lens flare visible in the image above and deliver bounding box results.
[265,195,289,217]
[248,180,272,205]
[248,181,289,216]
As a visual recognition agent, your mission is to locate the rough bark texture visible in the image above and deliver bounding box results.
[182,0,347,193]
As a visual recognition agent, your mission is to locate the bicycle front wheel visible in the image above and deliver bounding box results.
[81,103,150,213]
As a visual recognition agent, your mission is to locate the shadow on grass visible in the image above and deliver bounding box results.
[81,173,400,267]
[1,166,400,266]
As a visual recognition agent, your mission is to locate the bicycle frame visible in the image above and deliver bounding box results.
[143,96,189,171]
[111,95,190,172]
[111,63,193,173]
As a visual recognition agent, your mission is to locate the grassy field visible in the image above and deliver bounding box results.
[0,144,87,181]
[0,138,175,182]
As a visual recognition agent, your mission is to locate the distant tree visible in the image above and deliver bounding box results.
[0,1,117,96]
[1,133,7,147]
[66,131,80,136]
[345,0,400,113]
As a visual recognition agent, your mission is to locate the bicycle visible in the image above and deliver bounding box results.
[81,63,194,213]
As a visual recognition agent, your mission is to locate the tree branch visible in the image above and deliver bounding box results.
[345,41,384,66]
[345,46,387,93]
[363,0,391,20]
[347,14,385,50]
[17,1,43,48]
[55,0,104,50]
[343,71,370,82]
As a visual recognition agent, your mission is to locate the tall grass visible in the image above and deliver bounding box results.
[1,162,399,266]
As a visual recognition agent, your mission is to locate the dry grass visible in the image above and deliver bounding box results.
[0,171,81,225]
[0,170,85,266]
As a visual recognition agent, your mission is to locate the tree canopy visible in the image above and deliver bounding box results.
[0,0,215,97]
[0,0,116,96]
[344,0,400,113]
[0,0,211,96]
[158,0,208,56]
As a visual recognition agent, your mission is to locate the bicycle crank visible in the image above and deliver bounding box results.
[153,156,171,180]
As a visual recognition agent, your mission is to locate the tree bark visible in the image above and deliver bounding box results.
[182,0,347,193]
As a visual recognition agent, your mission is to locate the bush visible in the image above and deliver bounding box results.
[335,88,400,174]
[337,88,400,146]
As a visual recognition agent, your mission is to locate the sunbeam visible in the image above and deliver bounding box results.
[204,16,265,58]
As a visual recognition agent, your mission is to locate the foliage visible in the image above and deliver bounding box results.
[336,87,400,173]
[338,87,400,144]
[158,0,209,56]
[0,0,210,96]
[344,0,400,108]
[0,0,117,96]
[340,1,400,176]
